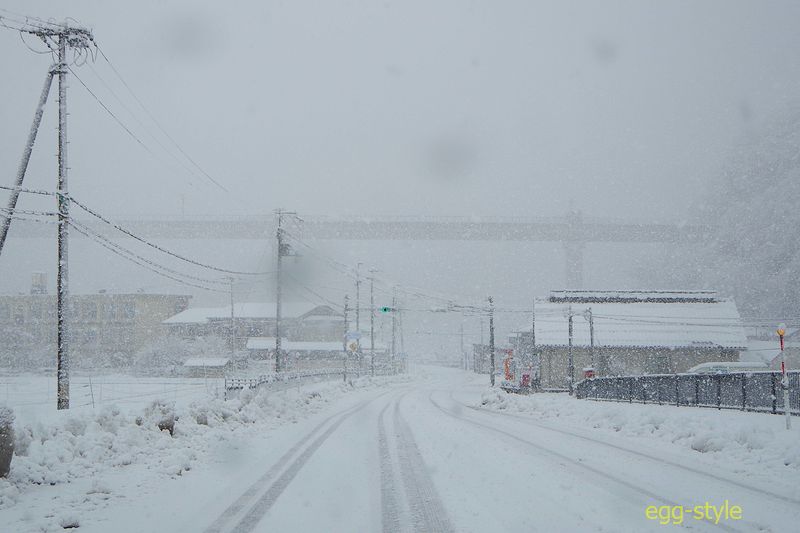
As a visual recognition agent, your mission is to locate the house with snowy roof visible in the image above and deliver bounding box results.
[163,303,343,350]
[511,290,747,389]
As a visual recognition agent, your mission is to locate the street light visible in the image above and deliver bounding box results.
[777,323,791,430]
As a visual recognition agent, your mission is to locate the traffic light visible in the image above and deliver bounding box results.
[379,306,394,313]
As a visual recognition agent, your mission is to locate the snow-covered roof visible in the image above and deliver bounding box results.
[163,302,323,324]
[284,341,344,352]
[245,337,387,352]
[548,290,719,304]
[246,337,288,350]
[245,338,344,352]
[524,298,747,349]
[183,357,230,368]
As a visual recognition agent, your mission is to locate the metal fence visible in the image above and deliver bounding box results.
[224,369,345,393]
[575,371,800,415]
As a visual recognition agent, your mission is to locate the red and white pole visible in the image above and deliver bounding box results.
[778,324,791,430]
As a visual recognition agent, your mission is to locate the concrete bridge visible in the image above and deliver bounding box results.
[7,212,711,288]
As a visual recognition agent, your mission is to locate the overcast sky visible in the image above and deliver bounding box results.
[3,1,800,354]
[2,0,799,222]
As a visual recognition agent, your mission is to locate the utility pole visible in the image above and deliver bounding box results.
[489,296,495,386]
[460,321,465,370]
[4,21,93,410]
[56,30,70,410]
[369,268,377,376]
[530,299,536,372]
[229,277,236,361]
[343,295,349,382]
[586,307,595,371]
[391,288,397,360]
[274,209,296,373]
[355,262,362,332]
[0,70,54,256]
[567,306,575,395]
[778,324,791,430]
[398,306,405,372]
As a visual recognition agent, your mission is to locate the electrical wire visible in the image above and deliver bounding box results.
[66,65,201,191]
[69,219,230,286]
[84,61,228,194]
[67,194,271,276]
[283,272,344,311]
[0,184,272,277]
[0,184,56,196]
[94,44,230,193]
[68,220,228,293]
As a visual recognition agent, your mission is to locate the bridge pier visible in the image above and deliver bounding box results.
[564,240,585,289]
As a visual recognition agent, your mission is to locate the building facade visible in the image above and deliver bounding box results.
[508,290,747,389]
[163,302,344,349]
[0,291,191,366]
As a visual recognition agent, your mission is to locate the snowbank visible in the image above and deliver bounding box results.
[479,389,800,479]
[0,375,402,526]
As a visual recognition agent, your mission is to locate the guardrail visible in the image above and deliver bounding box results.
[224,369,344,392]
[575,371,800,415]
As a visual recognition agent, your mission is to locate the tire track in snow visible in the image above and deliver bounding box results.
[378,400,404,533]
[393,399,455,533]
[206,388,395,533]
[456,392,800,506]
[427,392,745,533]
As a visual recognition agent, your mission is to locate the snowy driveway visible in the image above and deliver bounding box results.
[36,367,800,532]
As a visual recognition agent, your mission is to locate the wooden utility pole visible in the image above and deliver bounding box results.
[460,321,465,370]
[3,20,93,409]
[343,295,349,381]
[0,71,54,256]
[391,289,397,357]
[56,31,70,410]
[488,296,495,386]
[567,306,575,395]
[274,209,295,372]
[369,269,377,376]
[229,277,236,361]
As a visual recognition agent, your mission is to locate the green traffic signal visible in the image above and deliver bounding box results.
[380,306,393,313]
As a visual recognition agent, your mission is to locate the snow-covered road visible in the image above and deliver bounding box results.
[9,366,799,532]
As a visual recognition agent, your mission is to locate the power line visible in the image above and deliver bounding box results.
[283,272,344,311]
[0,184,56,196]
[0,184,272,277]
[94,44,230,193]
[69,219,230,286]
[84,61,214,190]
[66,65,201,191]
[67,194,271,276]
[68,220,227,293]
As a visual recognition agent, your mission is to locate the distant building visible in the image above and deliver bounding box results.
[183,357,232,377]
[0,278,190,363]
[509,290,747,389]
[163,303,344,349]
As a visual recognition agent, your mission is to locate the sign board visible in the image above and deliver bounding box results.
[345,331,361,341]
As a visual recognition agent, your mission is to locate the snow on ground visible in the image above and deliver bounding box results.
[0,374,225,422]
[478,387,800,497]
[2,366,798,532]
[0,373,406,532]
